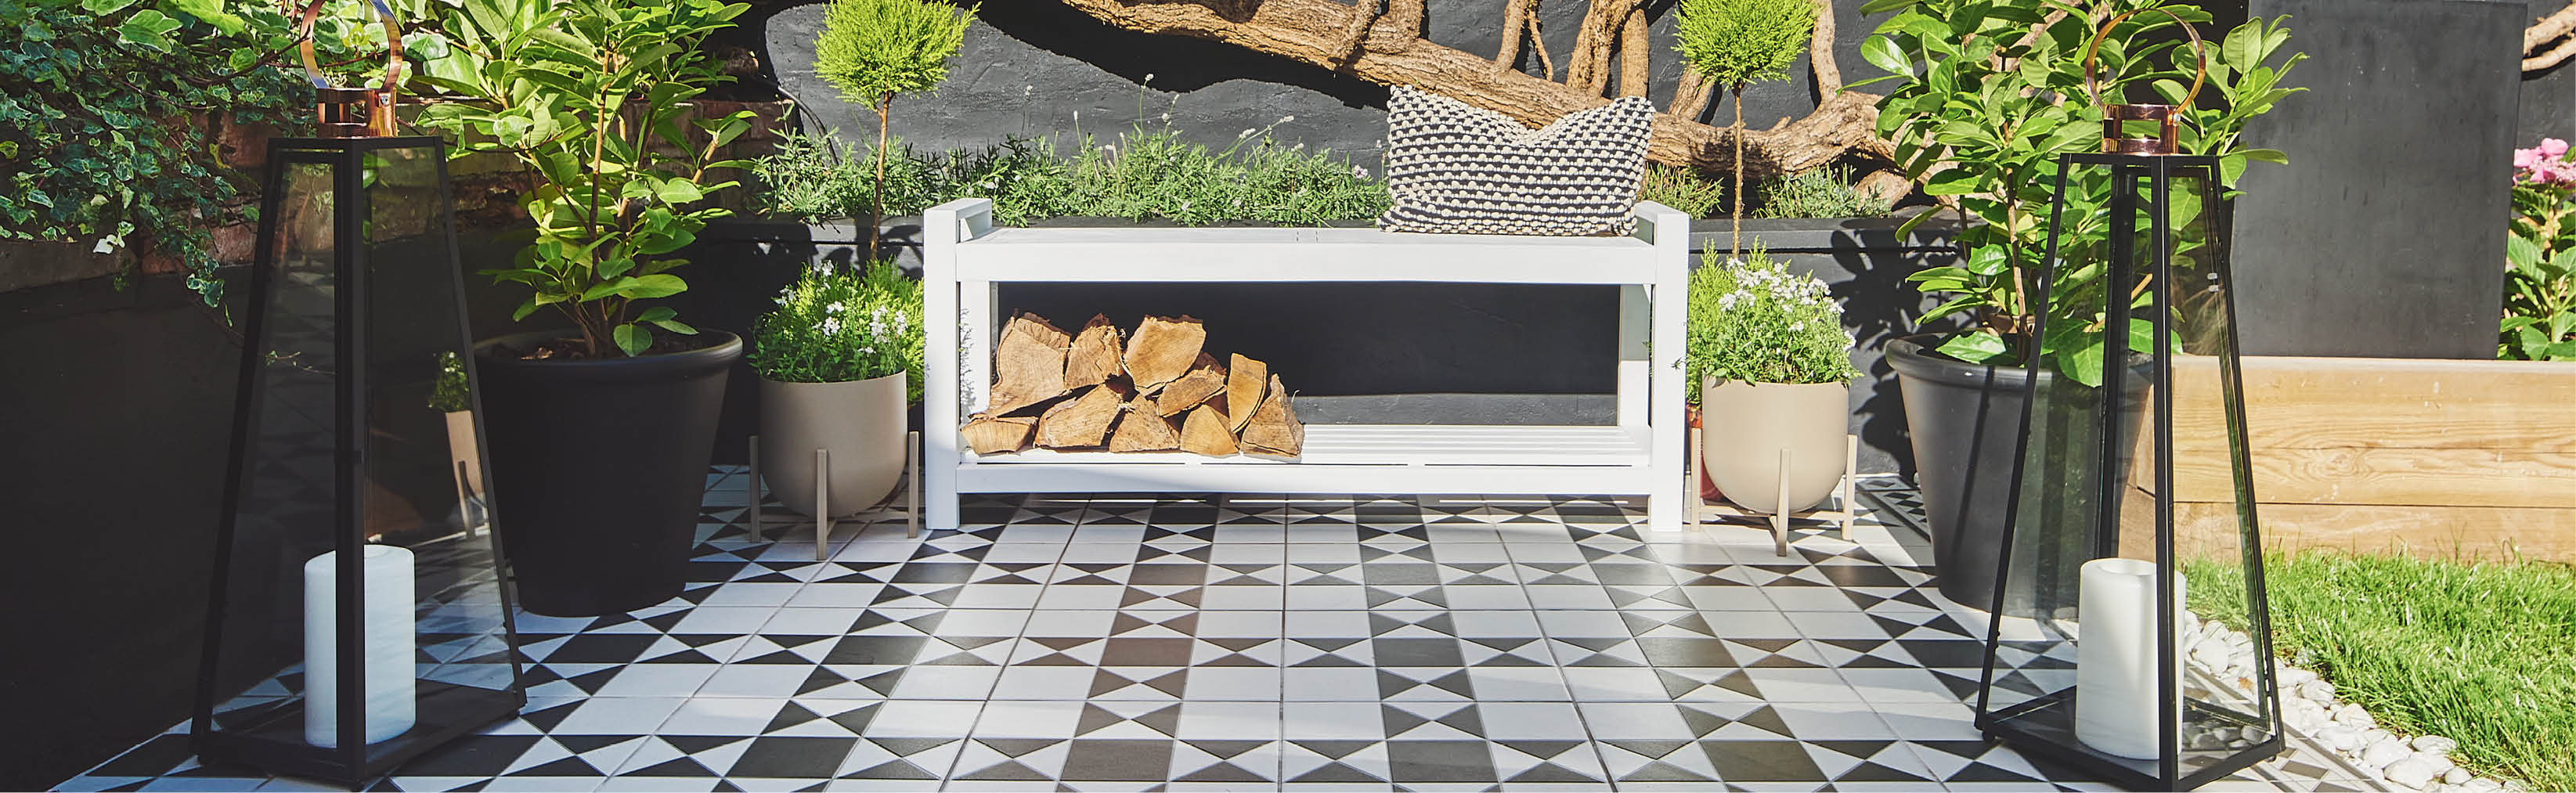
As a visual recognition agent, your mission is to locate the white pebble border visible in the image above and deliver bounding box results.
[2185,612,2528,792]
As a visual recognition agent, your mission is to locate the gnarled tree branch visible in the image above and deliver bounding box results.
[1055,0,1892,181]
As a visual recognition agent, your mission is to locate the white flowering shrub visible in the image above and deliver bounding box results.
[749,260,926,402]
[1684,246,1858,398]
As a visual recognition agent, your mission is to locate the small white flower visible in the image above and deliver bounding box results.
[1144,73,1156,84]
[1238,128,1256,139]
[1023,85,1033,95]
[819,317,842,336]
[1160,112,1171,123]
[1351,165,1369,179]
[1277,115,1295,124]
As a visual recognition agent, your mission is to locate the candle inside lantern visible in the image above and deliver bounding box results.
[2075,557,2185,760]
[304,544,417,748]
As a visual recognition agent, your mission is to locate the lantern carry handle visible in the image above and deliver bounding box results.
[2080,7,2207,110]
[294,0,405,137]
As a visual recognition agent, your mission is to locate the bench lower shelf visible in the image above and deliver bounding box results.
[954,424,1659,494]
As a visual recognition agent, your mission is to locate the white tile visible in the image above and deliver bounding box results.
[1522,585,1615,610]
[783,583,884,608]
[1281,668,1381,701]
[695,582,801,607]
[1034,585,1129,610]
[888,665,1001,698]
[762,607,864,636]
[1466,666,1572,700]
[1197,586,1285,609]
[856,700,984,737]
[669,606,779,634]
[1559,667,1671,701]
[1742,668,1864,702]
[659,697,786,735]
[990,665,1099,699]
[552,697,689,734]
[595,665,720,697]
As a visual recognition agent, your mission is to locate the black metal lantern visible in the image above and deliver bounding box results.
[1972,13,2282,791]
[189,131,527,784]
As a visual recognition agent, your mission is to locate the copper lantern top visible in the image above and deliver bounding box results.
[2082,7,2207,156]
[294,0,405,138]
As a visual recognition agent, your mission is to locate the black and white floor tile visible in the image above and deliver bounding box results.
[64,471,2376,792]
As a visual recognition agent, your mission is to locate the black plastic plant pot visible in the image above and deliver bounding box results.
[474,329,741,617]
[1889,334,2148,613]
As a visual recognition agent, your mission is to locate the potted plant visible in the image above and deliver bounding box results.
[748,260,923,557]
[413,0,760,616]
[814,0,977,258]
[1859,0,2301,609]
[1686,246,1860,519]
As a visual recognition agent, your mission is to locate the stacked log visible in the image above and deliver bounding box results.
[958,313,1304,459]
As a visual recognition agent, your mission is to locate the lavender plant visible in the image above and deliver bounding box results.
[749,260,925,402]
[1684,246,1859,401]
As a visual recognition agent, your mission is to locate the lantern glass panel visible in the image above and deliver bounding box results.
[1983,159,2274,782]
[203,139,520,762]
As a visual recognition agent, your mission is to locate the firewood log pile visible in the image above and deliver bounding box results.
[959,312,1304,459]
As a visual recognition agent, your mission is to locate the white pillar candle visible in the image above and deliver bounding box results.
[303,545,417,748]
[2075,557,2185,760]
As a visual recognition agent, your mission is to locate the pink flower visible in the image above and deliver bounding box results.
[2542,138,2567,159]
[2518,147,2543,170]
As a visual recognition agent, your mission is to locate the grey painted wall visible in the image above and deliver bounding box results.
[2234,0,2520,359]
[762,0,1888,160]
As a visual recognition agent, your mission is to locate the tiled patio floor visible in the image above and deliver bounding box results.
[64,471,2376,791]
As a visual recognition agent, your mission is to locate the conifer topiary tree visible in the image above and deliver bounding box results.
[1676,0,1816,257]
[815,0,977,257]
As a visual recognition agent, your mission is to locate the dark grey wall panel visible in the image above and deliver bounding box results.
[2235,0,2519,359]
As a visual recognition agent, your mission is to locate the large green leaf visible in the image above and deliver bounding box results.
[613,323,651,356]
[1937,330,2010,364]
[1863,35,1911,77]
[115,9,180,50]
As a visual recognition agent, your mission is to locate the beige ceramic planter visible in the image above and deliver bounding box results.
[759,372,907,517]
[1700,376,1849,514]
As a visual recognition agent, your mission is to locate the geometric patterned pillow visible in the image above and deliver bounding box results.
[1376,85,1656,236]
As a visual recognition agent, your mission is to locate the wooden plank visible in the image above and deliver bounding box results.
[2176,502,2576,563]
[2174,355,2576,452]
[2170,445,2576,508]
[2141,355,2576,509]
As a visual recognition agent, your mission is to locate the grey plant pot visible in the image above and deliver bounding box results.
[758,371,907,517]
[1700,377,1850,514]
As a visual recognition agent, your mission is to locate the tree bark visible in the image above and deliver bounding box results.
[1565,0,1636,96]
[1617,5,1651,98]
[1054,0,1891,180]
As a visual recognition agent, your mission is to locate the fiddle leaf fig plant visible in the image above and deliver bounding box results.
[414,0,757,358]
[1854,0,2301,386]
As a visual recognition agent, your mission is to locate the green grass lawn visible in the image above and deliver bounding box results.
[2188,552,2576,791]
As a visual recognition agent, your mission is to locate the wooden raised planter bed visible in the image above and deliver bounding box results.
[2144,355,2576,562]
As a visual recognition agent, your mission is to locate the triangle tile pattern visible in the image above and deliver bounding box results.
[62,473,2361,791]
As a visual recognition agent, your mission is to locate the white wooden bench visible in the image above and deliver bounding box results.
[921,197,1690,532]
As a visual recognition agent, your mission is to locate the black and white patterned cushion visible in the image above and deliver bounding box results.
[1376,86,1655,236]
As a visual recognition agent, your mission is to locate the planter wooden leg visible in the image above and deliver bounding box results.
[907,431,921,539]
[1839,434,1859,539]
[814,448,832,561]
[747,435,763,542]
[1773,448,1792,557]
[453,460,477,537]
[1687,424,1704,526]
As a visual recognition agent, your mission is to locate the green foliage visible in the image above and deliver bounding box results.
[749,259,925,402]
[1859,0,2302,386]
[413,0,759,358]
[1673,0,1817,92]
[428,351,472,413]
[2501,142,2576,360]
[814,0,975,109]
[1755,164,1895,218]
[1640,164,1729,218]
[751,125,1391,227]
[1684,246,1858,400]
[0,0,327,308]
[2186,552,2576,791]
